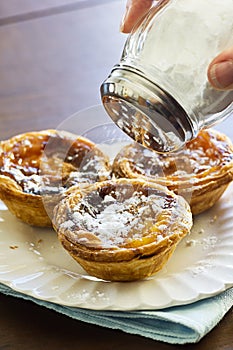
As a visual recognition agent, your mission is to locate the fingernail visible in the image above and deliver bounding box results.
[120,1,131,32]
[209,60,233,89]
[120,10,128,32]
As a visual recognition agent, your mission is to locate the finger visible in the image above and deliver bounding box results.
[207,48,233,90]
[120,0,154,33]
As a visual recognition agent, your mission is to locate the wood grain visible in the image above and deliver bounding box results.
[0,0,125,139]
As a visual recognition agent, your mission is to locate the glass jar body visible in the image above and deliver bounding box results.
[101,0,233,153]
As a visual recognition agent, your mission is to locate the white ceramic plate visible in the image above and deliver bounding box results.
[1,105,233,310]
[1,183,233,311]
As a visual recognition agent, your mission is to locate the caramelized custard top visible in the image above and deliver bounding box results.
[113,130,233,179]
[0,130,109,195]
[58,180,189,249]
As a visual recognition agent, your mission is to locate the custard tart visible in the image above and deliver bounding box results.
[53,178,192,282]
[112,129,233,215]
[0,130,110,226]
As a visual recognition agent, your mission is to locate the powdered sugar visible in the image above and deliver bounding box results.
[61,185,181,248]
[139,0,233,118]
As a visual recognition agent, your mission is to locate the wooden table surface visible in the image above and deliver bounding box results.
[0,1,232,349]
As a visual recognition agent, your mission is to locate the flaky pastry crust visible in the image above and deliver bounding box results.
[0,129,110,226]
[53,178,192,281]
[112,129,233,215]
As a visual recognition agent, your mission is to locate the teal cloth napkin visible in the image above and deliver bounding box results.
[1,283,232,344]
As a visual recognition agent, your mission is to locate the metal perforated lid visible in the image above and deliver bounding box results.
[101,66,194,153]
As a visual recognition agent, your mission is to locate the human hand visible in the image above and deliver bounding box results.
[120,0,153,34]
[208,48,233,91]
[120,0,233,91]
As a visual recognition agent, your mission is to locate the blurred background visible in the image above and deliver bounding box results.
[0,0,126,138]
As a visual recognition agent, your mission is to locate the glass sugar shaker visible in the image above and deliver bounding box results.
[100,0,233,153]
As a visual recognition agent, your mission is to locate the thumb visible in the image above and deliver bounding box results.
[208,48,233,90]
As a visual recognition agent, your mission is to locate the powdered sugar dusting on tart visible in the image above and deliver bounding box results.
[60,183,190,248]
[113,130,233,179]
[0,130,110,195]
